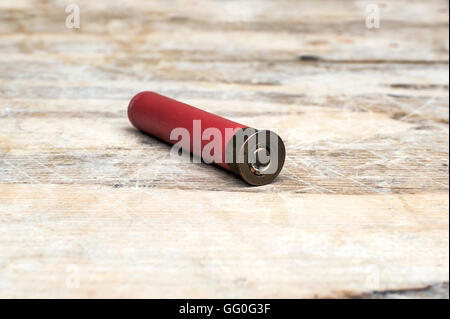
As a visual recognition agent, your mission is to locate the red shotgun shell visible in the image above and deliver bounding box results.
[128,91,285,185]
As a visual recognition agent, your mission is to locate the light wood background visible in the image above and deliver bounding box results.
[0,0,448,298]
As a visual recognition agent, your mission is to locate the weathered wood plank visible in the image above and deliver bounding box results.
[0,0,448,298]
[1,108,448,194]
[0,184,448,298]
[1,0,448,61]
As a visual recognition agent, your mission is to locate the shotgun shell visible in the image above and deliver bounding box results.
[128,91,285,185]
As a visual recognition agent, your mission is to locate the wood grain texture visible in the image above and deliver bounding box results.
[0,0,448,298]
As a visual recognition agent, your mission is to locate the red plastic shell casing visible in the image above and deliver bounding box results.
[128,91,247,170]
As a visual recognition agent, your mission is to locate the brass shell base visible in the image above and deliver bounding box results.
[226,128,286,186]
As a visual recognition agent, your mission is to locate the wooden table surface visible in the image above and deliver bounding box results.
[0,0,448,298]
